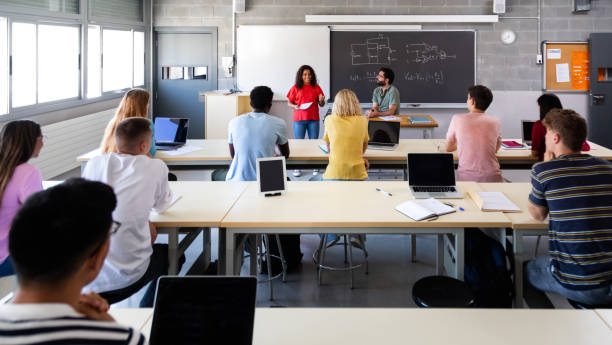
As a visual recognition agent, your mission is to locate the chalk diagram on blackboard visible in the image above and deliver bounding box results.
[406,43,456,64]
[350,35,396,65]
[403,70,446,85]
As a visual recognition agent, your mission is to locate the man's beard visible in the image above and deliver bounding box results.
[377,80,385,86]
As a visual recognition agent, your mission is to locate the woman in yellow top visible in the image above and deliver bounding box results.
[322,89,370,180]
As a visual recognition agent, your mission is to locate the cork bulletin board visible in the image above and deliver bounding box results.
[543,41,589,91]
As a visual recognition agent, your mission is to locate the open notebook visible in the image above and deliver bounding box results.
[468,191,520,212]
[395,198,456,221]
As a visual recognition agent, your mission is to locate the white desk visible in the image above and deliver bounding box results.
[219,181,511,279]
[150,181,248,274]
[596,309,612,330]
[111,308,612,345]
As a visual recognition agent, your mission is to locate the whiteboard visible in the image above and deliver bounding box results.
[237,25,330,101]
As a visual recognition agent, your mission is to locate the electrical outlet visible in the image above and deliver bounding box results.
[536,54,543,65]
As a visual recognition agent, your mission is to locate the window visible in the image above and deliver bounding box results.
[96,28,144,94]
[0,17,7,115]
[133,31,144,87]
[11,22,80,108]
[1,0,79,15]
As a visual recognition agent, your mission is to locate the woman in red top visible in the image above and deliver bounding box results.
[531,93,589,161]
[287,65,325,176]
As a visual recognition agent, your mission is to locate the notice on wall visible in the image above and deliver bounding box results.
[571,50,589,91]
[556,63,570,83]
[547,49,562,59]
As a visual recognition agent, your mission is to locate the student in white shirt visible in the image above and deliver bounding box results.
[0,178,147,345]
[82,117,176,307]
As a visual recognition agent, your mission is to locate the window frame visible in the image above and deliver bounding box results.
[0,0,150,121]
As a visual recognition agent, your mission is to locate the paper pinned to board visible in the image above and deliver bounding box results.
[556,63,570,83]
[547,49,561,59]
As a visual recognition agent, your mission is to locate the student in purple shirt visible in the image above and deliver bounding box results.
[0,120,44,277]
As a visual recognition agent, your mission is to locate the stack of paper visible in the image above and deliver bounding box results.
[395,198,455,221]
[468,191,520,212]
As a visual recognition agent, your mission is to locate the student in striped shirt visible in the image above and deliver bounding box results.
[0,178,147,345]
[526,109,612,306]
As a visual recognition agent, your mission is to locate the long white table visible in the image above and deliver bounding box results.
[219,181,511,280]
[110,308,612,344]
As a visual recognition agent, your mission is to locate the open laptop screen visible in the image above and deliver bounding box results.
[368,121,400,145]
[150,276,257,345]
[154,118,189,144]
[522,120,535,143]
[408,153,456,186]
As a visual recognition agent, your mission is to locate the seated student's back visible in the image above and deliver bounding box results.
[0,178,147,344]
[446,85,502,182]
[226,86,289,182]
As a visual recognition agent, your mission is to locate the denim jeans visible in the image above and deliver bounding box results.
[0,256,14,278]
[293,120,319,139]
[526,255,612,305]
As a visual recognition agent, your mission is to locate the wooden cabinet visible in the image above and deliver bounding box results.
[204,92,252,139]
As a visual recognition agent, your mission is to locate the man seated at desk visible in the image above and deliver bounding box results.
[526,109,612,306]
[365,67,400,118]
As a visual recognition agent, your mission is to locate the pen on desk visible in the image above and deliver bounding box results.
[376,188,392,197]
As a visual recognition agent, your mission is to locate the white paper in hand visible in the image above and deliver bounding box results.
[299,102,313,110]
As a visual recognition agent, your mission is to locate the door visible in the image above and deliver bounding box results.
[588,33,612,149]
[154,30,216,139]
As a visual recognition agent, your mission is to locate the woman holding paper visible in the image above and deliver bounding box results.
[286,65,325,177]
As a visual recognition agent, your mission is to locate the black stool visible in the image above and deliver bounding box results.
[568,298,612,310]
[412,276,475,308]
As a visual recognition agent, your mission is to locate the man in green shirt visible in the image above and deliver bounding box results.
[366,67,400,118]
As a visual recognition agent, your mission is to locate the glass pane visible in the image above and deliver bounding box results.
[87,25,101,98]
[12,22,36,108]
[92,0,142,22]
[0,18,7,115]
[133,31,144,86]
[38,24,79,103]
[102,29,132,92]
[0,0,79,14]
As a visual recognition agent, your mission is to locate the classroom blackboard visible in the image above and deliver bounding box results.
[330,30,476,106]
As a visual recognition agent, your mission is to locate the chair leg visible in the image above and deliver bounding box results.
[318,234,328,285]
[358,235,369,275]
[274,234,287,283]
[411,235,417,262]
[343,235,348,264]
[263,235,274,300]
[347,234,354,289]
[535,235,541,257]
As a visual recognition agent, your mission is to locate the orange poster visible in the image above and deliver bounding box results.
[571,50,589,91]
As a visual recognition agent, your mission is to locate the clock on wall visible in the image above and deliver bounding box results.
[500,29,516,45]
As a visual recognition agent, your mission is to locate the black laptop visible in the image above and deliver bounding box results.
[150,276,257,345]
[521,120,535,148]
[368,121,400,150]
[154,117,189,150]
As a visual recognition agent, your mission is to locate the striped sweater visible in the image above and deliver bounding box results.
[529,154,612,290]
[0,304,147,345]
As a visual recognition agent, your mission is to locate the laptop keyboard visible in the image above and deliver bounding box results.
[413,186,457,193]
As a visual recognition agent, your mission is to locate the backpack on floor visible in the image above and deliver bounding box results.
[464,229,515,308]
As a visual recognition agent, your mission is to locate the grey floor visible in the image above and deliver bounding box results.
[0,167,572,309]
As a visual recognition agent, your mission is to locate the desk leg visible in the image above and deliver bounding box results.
[513,230,525,308]
[218,228,226,275]
[249,234,257,276]
[411,235,417,262]
[455,231,465,280]
[202,227,211,272]
[436,234,444,275]
[225,229,235,275]
[167,227,179,275]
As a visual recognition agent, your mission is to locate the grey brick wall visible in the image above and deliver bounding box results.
[154,0,612,91]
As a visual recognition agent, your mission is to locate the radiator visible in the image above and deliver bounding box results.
[29,109,114,179]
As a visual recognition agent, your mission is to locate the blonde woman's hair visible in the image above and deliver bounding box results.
[100,88,150,153]
[331,89,362,117]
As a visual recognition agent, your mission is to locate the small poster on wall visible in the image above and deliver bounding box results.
[571,50,589,91]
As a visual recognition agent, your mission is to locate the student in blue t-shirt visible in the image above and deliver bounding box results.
[526,109,612,306]
[226,86,290,181]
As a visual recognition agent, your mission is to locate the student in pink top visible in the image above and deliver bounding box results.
[0,120,44,277]
[445,85,503,182]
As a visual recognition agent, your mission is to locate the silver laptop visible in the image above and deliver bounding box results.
[154,117,189,150]
[368,121,400,150]
[521,120,535,148]
[408,153,463,199]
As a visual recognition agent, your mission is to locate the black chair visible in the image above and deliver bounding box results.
[567,298,612,310]
[412,276,475,308]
